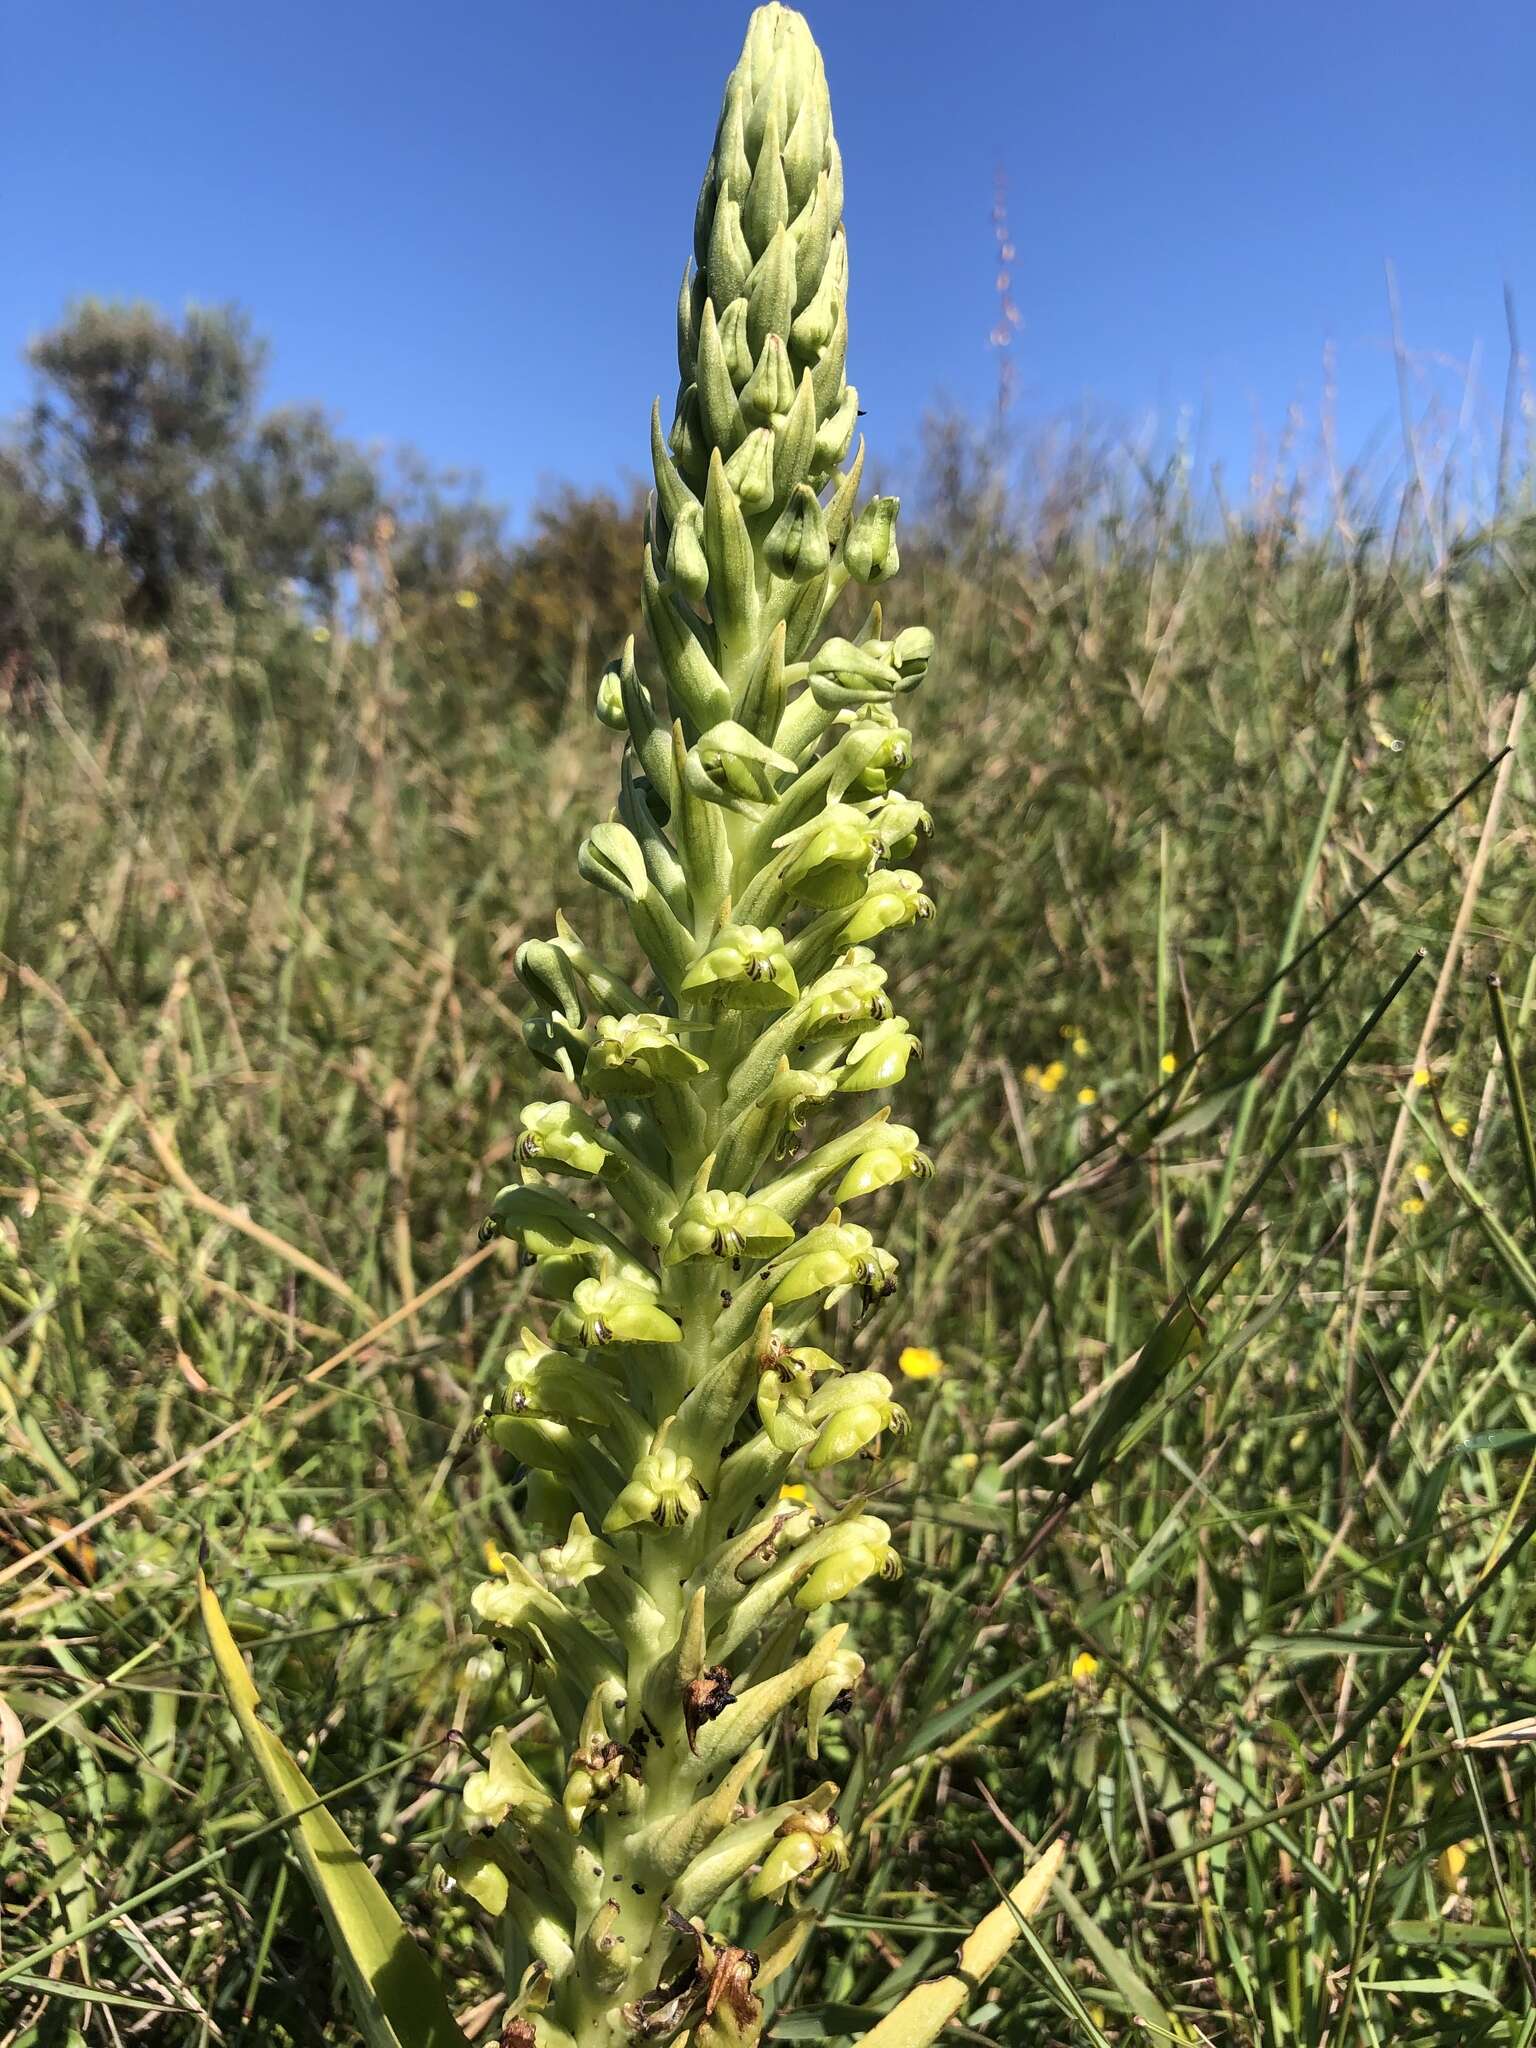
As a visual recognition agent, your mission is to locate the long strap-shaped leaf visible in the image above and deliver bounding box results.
[200,1571,468,2048]
[856,1839,1066,2048]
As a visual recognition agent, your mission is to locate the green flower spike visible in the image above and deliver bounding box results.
[452,10,939,2042]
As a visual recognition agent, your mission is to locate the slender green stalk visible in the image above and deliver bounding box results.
[442,12,936,2040]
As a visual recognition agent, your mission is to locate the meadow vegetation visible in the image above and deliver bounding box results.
[4,296,1536,2041]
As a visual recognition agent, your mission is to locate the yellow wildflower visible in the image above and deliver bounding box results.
[1411,1161,1433,1185]
[1160,1051,1177,1075]
[779,1482,808,1503]
[1451,1118,1469,1138]
[1412,1067,1431,1089]
[1070,1650,1099,1687]
[1436,1841,1475,1892]
[898,1345,944,1380]
[1071,1035,1090,1057]
[1077,1086,1097,1106]
[454,588,480,609]
[1036,1060,1067,1095]
[1023,1064,1041,1085]
[311,625,331,644]
[1402,1195,1425,1216]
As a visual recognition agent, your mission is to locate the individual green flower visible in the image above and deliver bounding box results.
[584,1012,710,1096]
[498,1328,609,1424]
[439,1840,510,1917]
[538,1512,606,1589]
[794,1522,901,1609]
[604,1432,706,1532]
[839,869,934,945]
[460,1727,555,1831]
[681,924,799,1009]
[804,1369,908,1469]
[833,1120,932,1201]
[516,1101,612,1176]
[748,1807,850,1899]
[773,804,881,907]
[805,1644,864,1758]
[839,1014,921,1092]
[552,1271,683,1348]
[665,1188,796,1264]
[767,1218,898,1308]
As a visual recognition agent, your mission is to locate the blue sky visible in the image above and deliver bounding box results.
[5,0,1532,527]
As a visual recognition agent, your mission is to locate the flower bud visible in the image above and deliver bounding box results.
[723,426,776,514]
[667,501,711,605]
[595,659,629,731]
[765,484,830,582]
[842,496,900,584]
[741,332,797,423]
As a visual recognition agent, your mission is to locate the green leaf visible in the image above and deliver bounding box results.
[199,1571,466,2048]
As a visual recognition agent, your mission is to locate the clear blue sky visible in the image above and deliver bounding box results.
[5,0,1532,526]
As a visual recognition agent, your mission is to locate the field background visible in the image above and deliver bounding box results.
[5,322,1536,2045]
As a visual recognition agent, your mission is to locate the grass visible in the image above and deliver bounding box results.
[4,427,1536,2045]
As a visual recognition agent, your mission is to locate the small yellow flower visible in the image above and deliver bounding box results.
[1412,1067,1431,1089]
[1071,1035,1091,1057]
[483,1538,508,1576]
[1036,1060,1067,1095]
[1435,1840,1475,1892]
[1059,1023,1078,1041]
[1326,1107,1340,1133]
[454,588,480,609]
[898,1345,944,1380]
[1402,1195,1425,1216]
[1411,1161,1433,1185]
[1023,1064,1041,1086]
[1077,1086,1097,1106]
[1160,1051,1177,1075]
[311,625,331,644]
[1070,1650,1099,1687]
[779,1482,808,1503]
[1451,1118,1469,1138]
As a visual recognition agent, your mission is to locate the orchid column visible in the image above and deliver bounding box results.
[444,10,936,2041]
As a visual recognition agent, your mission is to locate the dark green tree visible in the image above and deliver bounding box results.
[26,301,261,620]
